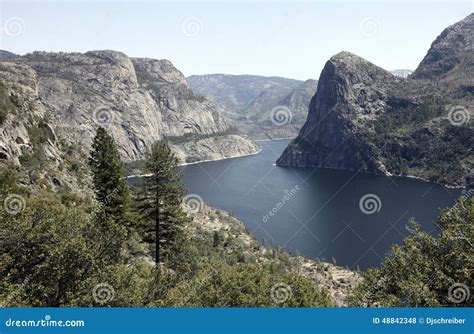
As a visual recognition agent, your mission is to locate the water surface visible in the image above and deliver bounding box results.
[180,139,460,270]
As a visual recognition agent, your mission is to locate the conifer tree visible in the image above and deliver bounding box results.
[89,127,130,224]
[136,141,188,265]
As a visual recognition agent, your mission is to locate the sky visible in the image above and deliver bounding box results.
[0,1,472,80]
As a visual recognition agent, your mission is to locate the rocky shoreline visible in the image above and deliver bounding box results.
[184,203,361,307]
[170,134,261,165]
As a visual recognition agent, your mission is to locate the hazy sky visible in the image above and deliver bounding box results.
[0,1,472,80]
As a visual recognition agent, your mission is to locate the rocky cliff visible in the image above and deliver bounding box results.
[277,14,473,187]
[188,74,317,139]
[241,79,318,139]
[0,50,259,176]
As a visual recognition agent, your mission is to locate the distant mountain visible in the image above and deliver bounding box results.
[277,14,473,187]
[187,74,302,113]
[0,50,18,60]
[391,69,413,78]
[188,74,317,139]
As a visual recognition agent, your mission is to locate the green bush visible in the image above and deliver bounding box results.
[352,197,473,307]
[159,261,332,307]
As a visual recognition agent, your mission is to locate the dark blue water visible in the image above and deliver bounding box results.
[179,139,461,270]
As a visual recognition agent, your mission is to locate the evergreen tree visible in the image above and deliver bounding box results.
[89,127,130,224]
[136,141,188,265]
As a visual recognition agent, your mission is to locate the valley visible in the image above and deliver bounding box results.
[0,10,472,309]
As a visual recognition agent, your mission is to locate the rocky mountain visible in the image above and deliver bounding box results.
[0,50,259,182]
[0,50,18,60]
[188,74,317,139]
[277,14,473,187]
[391,69,413,78]
[237,79,318,139]
[187,74,302,113]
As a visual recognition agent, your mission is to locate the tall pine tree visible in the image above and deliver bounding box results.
[136,141,188,265]
[89,127,130,224]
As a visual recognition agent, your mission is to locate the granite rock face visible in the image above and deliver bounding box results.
[132,58,228,139]
[0,50,259,168]
[277,14,473,187]
[170,134,260,164]
[188,74,317,139]
[0,62,48,161]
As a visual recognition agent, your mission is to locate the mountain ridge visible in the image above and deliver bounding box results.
[188,74,317,139]
[277,14,473,187]
[0,49,259,190]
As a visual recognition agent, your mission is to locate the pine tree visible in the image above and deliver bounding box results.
[136,141,188,265]
[89,127,130,224]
